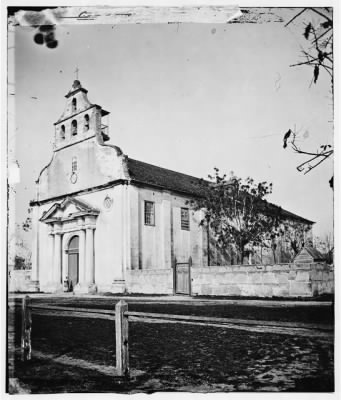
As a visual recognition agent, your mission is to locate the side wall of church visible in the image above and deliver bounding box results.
[128,185,207,272]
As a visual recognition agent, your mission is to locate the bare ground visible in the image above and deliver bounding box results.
[7,297,334,393]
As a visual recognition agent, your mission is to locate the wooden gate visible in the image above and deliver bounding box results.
[174,257,192,295]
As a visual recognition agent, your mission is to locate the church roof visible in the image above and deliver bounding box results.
[127,158,208,197]
[127,158,314,225]
[276,208,313,224]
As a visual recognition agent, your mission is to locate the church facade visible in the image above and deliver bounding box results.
[29,80,314,295]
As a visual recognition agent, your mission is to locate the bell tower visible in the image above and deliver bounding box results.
[53,79,110,151]
[34,77,126,202]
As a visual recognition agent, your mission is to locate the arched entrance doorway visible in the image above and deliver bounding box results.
[68,235,79,291]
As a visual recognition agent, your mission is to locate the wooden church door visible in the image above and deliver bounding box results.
[68,236,79,291]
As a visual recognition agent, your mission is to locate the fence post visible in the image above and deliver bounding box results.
[115,300,129,377]
[21,295,32,361]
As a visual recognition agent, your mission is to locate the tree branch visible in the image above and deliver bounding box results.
[296,150,333,174]
[309,7,332,24]
[303,153,332,174]
[313,27,332,43]
[284,8,307,27]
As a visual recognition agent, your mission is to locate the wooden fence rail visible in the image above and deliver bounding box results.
[20,296,333,377]
[21,296,129,377]
[126,311,332,330]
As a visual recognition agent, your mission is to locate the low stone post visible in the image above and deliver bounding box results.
[21,295,32,361]
[115,300,129,376]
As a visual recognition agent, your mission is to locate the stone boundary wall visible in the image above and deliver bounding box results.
[126,269,173,294]
[191,263,334,297]
[16,263,332,297]
[125,262,333,297]
[310,263,334,297]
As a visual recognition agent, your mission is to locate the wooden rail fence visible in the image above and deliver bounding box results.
[19,295,333,379]
[21,296,129,377]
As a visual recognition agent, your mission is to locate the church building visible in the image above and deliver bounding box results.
[29,80,314,295]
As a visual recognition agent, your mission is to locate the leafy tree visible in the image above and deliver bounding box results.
[270,220,312,263]
[190,169,281,264]
[14,255,30,270]
[9,208,33,270]
[314,233,334,264]
[22,207,32,232]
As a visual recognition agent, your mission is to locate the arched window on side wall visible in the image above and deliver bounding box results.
[84,114,90,131]
[60,125,65,139]
[71,120,77,136]
[72,98,77,112]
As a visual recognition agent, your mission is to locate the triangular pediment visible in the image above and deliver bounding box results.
[40,197,99,223]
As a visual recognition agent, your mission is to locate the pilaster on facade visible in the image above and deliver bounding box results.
[85,226,95,285]
[30,205,40,289]
[160,198,172,269]
[47,233,54,284]
[78,228,86,285]
[53,232,62,284]
[62,234,69,282]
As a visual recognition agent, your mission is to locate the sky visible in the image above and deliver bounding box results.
[9,7,334,240]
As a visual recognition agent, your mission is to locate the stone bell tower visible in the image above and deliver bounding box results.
[30,77,129,295]
[34,78,127,202]
[53,79,110,151]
